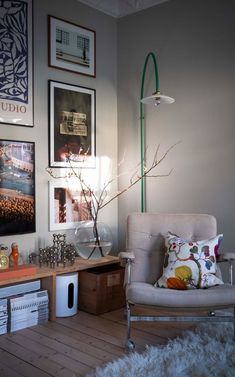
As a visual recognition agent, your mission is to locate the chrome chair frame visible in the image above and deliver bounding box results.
[120,211,235,352]
[123,257,235,351]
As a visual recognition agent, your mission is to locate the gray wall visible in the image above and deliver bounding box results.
[117,0,235,272]
[0,0,118,258]
[1,0,235,278]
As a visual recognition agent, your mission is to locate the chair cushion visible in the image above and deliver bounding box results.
[126,282,235,309]
[156,232,223,289]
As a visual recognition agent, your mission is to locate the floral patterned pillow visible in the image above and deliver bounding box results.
[156,232,224,290]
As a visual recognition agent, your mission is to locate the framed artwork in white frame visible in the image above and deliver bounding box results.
[48,15,96,77]
[49,80,96,168]
[0,0,34,127]
[49,181,92,231]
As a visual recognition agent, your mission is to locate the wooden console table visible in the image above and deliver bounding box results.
[0,256,120,321]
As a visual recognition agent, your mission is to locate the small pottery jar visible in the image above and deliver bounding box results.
[10,243,19,267]
[0,244,9,269]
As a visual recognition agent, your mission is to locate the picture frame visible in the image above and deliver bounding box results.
[49,80,96,168]
[48,15,96,77]
[0,0,34,127]
[49,180,92,231]
[0,139,36,236]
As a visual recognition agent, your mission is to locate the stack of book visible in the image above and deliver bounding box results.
[9,290,49,332]
[0,298,8,335]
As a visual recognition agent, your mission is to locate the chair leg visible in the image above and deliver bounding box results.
[125,301,135,352]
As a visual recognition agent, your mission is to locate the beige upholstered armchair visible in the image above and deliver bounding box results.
[120,213,235,351]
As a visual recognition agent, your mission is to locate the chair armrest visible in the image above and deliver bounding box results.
[219,252,235,261]
[119,252,135,286]
[119,252,135,261]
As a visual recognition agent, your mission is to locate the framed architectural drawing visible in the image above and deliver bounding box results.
[49,80,96,168]
[0,0,34,126]
[0,139,35,236]
[49,15,96,77]
[49,181,92,231]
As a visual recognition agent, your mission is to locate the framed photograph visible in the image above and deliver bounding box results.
[0,139,35,236]
[49,80,96,168]
[48,15,96,77]
[0,0,34,127]
[49,181,92,231]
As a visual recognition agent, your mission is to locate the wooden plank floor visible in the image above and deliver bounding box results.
[0,308,195,377]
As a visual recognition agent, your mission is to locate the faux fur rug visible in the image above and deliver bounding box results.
[87,323,235,377]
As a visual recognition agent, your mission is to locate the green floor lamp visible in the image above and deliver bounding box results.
[140,51,175,212]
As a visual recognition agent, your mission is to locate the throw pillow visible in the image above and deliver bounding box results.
[156,232,224,290]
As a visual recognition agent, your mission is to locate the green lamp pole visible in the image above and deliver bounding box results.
[140,52,160,213]
[139,52,174,213]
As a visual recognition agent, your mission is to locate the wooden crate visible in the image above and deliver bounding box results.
[78,264,126,314]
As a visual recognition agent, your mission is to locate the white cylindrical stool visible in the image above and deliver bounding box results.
[56,272,78,317]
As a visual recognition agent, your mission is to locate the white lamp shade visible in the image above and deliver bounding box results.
[141,92,175,105]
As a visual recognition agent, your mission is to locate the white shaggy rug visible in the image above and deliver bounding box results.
[87,323,235,377]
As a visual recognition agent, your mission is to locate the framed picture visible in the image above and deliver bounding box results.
[49,80,96,168]
[48,15,96,77]
[49,181,92,231]
[0,0,34,127]
[0,139,35,236]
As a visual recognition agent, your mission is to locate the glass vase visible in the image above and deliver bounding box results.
[74,221,113,259]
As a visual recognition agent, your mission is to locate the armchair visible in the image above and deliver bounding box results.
[120,213,235,351]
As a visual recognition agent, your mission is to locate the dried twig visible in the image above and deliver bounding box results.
[46,141,180,217]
